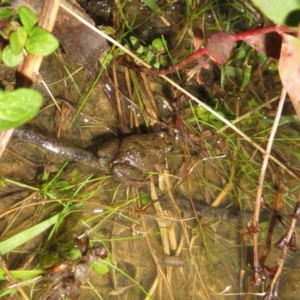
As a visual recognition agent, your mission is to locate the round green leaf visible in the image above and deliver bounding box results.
[2,45,24,67]
[10,26,27,55]
[18,6,37,32]
[0,9,13,19]
[0,88,43,131]
[152,38,165,53]
[251,0,300,27]
[26,27,59,56]
[129,36,140,50]
[92,257,111,275]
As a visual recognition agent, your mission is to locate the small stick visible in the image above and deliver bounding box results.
[250,89,286,285]
[0,257,30,300]
[16,0,61,87]
[265,195,300,298]
[140,215,175,300]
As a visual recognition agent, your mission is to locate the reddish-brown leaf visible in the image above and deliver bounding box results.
[242,32,282,59]
[278,33,300,120]
[193,27,204,51]
[206,32,234,64]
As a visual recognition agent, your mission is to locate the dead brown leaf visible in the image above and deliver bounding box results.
[54,1,109,75]
[278,33,300,119]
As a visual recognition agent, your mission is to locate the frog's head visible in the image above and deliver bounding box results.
[156,131,174,153]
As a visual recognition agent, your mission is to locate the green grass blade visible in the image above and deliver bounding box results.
[0,210,70,255]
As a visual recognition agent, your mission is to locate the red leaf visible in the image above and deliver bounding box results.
[193,27,204,51]
[242,32,282,59]
[206,32,234,64]
[278,34,300,119]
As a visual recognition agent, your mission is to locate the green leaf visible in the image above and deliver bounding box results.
[147,51,160,68]
[251,0,300,27]
[136,45,144,55]
[100,26,116,35]
[0,212,63,255]
[0,269,45,297]
[224,65,238,77]
[152,38,165,53]
[266,61,278,73]
[67,248,82,260]
[2,45,23,67]
[0,269,44,281]
[159,56,167,67]
[248,98,258,108]
[99,52,113,67]
[18,6,36,32]
[129,36,140,50]
[93,255,111,275]
[0,88,43,130]
[196,105,209,119]
[240,64,252,91]
[0,9,13,19]
[9,26,27,55]
[142,0,163,15]
[26,27,59,56]
[140,192,150,206]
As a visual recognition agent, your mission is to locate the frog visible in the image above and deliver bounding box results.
[95,132,173,185]
[94,135,120,161]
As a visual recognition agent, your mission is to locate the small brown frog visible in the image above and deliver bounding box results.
[95,132,173,185]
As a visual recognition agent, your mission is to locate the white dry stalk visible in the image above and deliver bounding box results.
[251,88,286,282]
[218,96,279,133]
[253,90,286,226]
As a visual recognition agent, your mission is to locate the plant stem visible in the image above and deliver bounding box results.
[251,88,286,284]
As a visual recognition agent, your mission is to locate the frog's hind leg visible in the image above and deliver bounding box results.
[112,164,148,186]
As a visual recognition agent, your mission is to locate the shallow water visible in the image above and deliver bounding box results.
[1,1,300,299]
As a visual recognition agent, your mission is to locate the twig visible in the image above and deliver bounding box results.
[140,215,175,300]
[0,129,14,158]
[16,0,61,87]
[264,195,300,299]
[218,96,279,133]
[260,188,283,266]
[250,88,286,284]
[0,257,30,300]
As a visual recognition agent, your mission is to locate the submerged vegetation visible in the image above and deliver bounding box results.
[0,0,300,299]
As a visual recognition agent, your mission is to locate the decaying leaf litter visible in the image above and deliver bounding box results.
[1,0,300,299]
